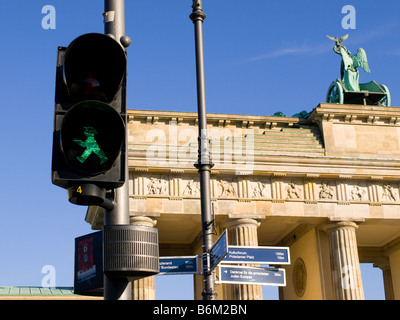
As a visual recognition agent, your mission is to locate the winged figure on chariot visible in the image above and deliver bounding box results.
[326,34,370,92]
[325,34,390,106]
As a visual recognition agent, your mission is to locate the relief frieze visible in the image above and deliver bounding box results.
[382,184,398,202]
[182,179,201,197]
[349,184,367,201]
[146,176,169,195]
[319,182,335,200]
[131,173,400,205]
[286,181,303,200]
[250,181,270,198]
[216,179,238,198]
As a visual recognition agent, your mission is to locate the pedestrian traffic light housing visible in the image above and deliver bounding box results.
[52,33,127,206]
[60,101,125,177]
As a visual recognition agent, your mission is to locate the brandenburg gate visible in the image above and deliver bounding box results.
[85,103,400,300]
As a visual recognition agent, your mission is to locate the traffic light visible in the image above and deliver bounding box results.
[52,33,127,206]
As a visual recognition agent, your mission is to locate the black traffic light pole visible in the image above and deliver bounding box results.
[190,0,217,300]
[103,0,132,300]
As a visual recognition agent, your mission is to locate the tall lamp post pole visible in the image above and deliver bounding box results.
[189,0,217,300]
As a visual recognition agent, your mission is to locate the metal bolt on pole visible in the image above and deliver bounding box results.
[189,0,218,300]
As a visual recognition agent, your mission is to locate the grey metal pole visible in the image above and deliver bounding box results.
[189,0,217,300]
[103,182,131,300]
[104,0,131,48]
[103,0,132,300]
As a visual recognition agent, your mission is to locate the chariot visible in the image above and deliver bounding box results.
[326,78,391,106]
[325,34,391,107]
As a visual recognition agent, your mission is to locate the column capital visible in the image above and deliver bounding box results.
[222,214,265,229]
[321,217,365,233]
[130,215,157,228]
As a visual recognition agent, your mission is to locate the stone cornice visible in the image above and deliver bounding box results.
[128,104,400,128]
[127,109,308,129]
[129,153,400,181]
[310,103,400,126]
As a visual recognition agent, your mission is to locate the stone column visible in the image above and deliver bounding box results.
[323,218,364,300]
[374,261,394,300]
[130,216,158,300]
[222,215,265,300]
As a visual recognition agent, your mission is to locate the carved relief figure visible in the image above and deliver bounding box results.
[218,180,237,197]
[286,182,301,199]
[319,183,334,200]
[350,185,366,201]
[183,179,200,196]
[382,185,397,202]
[147,177,168,195]
[252,182,269,198]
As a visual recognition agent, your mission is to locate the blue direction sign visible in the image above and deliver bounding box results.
[223,246,290,265]
[209,230,228,271]
[218,265,286,286]
[159,256,199,275]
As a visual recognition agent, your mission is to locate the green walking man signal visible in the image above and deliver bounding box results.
[73,126,108,164]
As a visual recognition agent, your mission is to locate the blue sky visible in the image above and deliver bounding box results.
[0,0,398,300]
